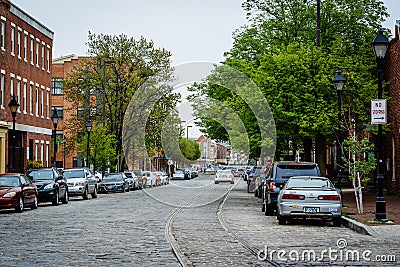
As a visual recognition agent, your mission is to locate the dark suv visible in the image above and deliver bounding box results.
[262,161,321,215]
[26,168,69,206]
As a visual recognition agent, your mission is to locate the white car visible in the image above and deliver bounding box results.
[171,169,185,180]
[64,168,98,199]
[214,169,234,184]
[154,171,169,185]
[142,171,156,187]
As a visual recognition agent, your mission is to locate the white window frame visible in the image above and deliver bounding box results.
[35,38,39,67]
[0,69,5,108]
[17,27,21,59]
[1,16,6,51]
[23,31,28,62]
[46,89,50,119]
[30,35,34,65]
[41,41,45,70]
[10,23,15,56]
[35,141,39,161]
[23,78,27,114]
[46,45,50,73]
[10,73,14,96]
[16,76,21,113]
[41,85,44,118]
[35,83,39,117]
[29,81,33,115]
[45,143,49,167]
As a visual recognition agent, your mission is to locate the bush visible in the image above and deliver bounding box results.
[27,160,44,170]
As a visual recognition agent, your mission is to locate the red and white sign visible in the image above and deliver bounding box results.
[371,99,387,124]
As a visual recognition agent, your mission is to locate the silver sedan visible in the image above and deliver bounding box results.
[276,176,342,226]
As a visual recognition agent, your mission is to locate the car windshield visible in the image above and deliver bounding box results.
[63,170,84,179]
[133,171,142,176]
[276,165,319,178]
[0,176,20,187]
[286,178,333,189]
[103,174,123,181]
[124,173,133,178]
[26,169,53,180]
[175,170,184,174]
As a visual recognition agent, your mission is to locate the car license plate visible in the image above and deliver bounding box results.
[304,207,319,213]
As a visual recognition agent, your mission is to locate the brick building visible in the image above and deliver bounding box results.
[384,21,400,195]
[0,0,53,172]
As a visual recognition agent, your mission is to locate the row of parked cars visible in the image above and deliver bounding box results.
[246,161,343,226]
[0,167,170,213]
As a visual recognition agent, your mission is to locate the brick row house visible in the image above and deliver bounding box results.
[0,0,53,172]
[384,21,400,195]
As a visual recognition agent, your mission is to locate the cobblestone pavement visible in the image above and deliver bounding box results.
[0,174,399,267]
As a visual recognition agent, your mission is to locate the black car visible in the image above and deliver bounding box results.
[26,168,69,206]
[262,161,321,215]
[98,173,129,193]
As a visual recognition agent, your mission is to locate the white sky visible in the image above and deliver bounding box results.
[11,0,400,138]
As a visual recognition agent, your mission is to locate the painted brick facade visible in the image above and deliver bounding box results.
[0,0,53,172]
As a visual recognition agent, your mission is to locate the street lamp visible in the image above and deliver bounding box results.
[8,95,20,172]
[85,121,92,168]
[186,125,192,140]
[333,69,346,191]
[372,29,389,221]
[51,108,60,167]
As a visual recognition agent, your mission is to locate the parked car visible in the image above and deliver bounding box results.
[124,171,140,190]
[98,173,129,193]
[63,168,98,199]
[153,171,169,185]
[171,169,185,180]
[262,161,321,215]
[276,176,342,226]
[254,166,269,198]
[0,173,38,212]
[214,169,234,184]
[183,169,192,180]
[232,167,246,178]
[26,168,69,206]
[132,170,144,189]
[204,167,216,175]
[142,171,156,188]
[94,171,103,182]
[247,166,263,193]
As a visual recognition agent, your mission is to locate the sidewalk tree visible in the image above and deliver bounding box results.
[64,33,177,170]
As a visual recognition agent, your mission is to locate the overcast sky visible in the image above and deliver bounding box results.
[11,0,400,65]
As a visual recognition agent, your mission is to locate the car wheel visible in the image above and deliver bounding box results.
[52,190,59,206]
[15,197,24,212]
[91,186,98,198]
[254,189,259,198]
[215,181,219,184]
[31,196,38,209]
[83,187,89,200]
[332,217,341,227]
[261,201,265,212]
[126,185,130,192]
[278,215,287,225]
[230,181,234,184]
[247,183,250,193]
[62,190,69,204]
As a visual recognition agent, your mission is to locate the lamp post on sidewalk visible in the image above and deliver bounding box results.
[8,95,20,172]
[51,108,61,167]
[333,70,346,191]
[372,30,389,221]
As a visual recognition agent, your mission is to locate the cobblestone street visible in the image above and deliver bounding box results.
[0,174,399,266]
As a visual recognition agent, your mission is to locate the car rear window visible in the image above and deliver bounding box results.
[276,165,319,179]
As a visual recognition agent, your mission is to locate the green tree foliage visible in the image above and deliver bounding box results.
[64,33,178,170]
[178,138,201,161]
[189,0,389,164]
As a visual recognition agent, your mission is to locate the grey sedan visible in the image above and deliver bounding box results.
[276,176,342,226]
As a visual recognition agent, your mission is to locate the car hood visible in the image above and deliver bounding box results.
[32,179,54,186]
[0,187,19,196]
[66,178,86,183]
[100,180,124,184]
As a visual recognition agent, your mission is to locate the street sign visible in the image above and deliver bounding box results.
[371,99,387,124]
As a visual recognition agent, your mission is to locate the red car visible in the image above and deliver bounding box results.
[0,173,38,212]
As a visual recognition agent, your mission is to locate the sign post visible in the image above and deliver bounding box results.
[371,99,387,124]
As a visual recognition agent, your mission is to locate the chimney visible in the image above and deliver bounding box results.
[396,20,400,40]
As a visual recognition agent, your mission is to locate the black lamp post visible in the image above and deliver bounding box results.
[51,108,60,167]
[186,125,192,140]
[8,95,20,172]
[333,69,346,191]
[85,121,92,168]
[372,30,389,221]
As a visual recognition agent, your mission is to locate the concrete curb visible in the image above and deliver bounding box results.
[341,216,374,235]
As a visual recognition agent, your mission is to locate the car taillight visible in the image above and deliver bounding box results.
[282,194,305,200]
[318,195,340,201]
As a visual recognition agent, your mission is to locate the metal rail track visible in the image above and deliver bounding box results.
[217,186,281,267]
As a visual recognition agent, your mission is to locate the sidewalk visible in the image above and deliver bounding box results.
[341,188,400,240]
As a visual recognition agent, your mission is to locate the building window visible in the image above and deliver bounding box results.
[45,144,49,167]
[41,42,45,70]
[41,88,44,117]
[36,39,39,67]
[53,106,64,119]
[10,24,15,55]
[23,80,27,113]
[35,142,38,161]
[35,84,39,117]
[77,107,84,118]
[17,28,21,59]
[52,78,63,95]
[29,83,33,115]
[10,74,14,96]
[16,77,21,112]
[46,91,49,118]
[46,46,50,72]
[1,17,6,51]
[0,70,4,108]
[41,143,44,163]
[23,32,27,61]
[30,36,34,65]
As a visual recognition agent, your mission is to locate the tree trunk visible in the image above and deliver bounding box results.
[303,137,312,162]
[315,133,326,176]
